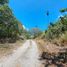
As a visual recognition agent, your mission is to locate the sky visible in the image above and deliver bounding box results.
[9,0,67,31]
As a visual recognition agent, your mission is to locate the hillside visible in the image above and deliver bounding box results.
[36,14,67,67]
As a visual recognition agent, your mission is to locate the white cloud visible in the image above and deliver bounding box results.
[23,25,26,29]
[23,25,29,31]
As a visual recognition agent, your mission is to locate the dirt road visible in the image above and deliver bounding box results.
[0,40,42,67]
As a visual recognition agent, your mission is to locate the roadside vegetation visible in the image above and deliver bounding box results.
[0,0,29,57]
[36,8,67,67]
[0,0,29,44]
[37,8,67,46]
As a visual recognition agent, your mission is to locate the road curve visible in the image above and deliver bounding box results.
[0,40,42,67]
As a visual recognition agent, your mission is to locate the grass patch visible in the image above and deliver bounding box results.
[0,40,25,58]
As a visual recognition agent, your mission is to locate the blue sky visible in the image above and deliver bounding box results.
[9,0,67,31]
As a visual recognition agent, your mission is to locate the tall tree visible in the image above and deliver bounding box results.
[0,0,21,41]
[29,28,42,38]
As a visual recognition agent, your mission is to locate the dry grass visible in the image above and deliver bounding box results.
[36,39,67,67]
[36,38,67,54]
[0,40,25,58]
[35,39,46,53]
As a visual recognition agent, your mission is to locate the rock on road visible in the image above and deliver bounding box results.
[0,40,42,67]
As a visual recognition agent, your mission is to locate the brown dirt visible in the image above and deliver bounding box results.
[36,39,67,54]
[35,39,67,67]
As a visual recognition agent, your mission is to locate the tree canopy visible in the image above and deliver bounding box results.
[45,14,67,41]
[0,0,9,5]
[0,0,24,43]
[60,8,67,13]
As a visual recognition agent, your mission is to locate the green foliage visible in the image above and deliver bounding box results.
[0,0,32,40]
[60,8,67,13]
[0,0,23,42]
[20,29,30,39]
[0,0,9,4]
[61,32,67,41]
[0,5,13,23]
[45,15,67,41]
